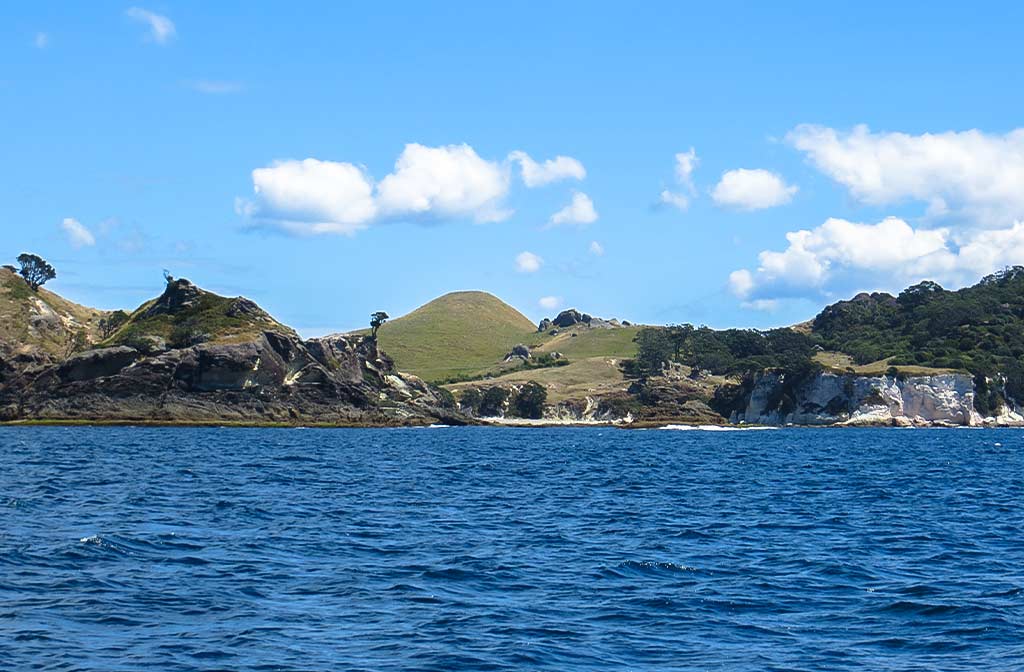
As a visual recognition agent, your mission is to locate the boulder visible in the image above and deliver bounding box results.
[504,344,531,362]
[537,318,553,332]
[552,309,584,328]
[141,279,203,318]
[58,346,139,382]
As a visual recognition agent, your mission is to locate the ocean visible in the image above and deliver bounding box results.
[2,426,1022,670]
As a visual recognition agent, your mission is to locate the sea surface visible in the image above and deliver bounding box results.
[2,426,1023,671]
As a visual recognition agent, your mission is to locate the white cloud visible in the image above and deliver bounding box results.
[674,148,698,189]
[549,191,598,227]
[247,158,377,236]
[789,124,1024,224]
[508,151,585,187]
[61,218,96,248]
[188,80,243,94]
[742,299,780,311]
[240,144,516,235]
[659,189,690,211]
[376,144,510,223]
[729,216,1024,303]
[539,296,562,310]
[33,32,48,48]
[711,168,797,210]
[126,7,176,45]
[589,240,604,256]
[658,148,698,211]
[515,251,543,273]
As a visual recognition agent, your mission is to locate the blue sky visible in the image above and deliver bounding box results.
[4,2,1024,335]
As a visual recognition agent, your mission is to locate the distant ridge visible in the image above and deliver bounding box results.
[376,291,537,381]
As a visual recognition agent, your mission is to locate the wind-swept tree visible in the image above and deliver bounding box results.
[17,253,56,291]
[370,311,389,339]
[99,310,130,339]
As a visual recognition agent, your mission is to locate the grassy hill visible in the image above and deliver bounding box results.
[0,267,105,357]
[374,291,644,382]
[375,291,539,381]
[107,278,295,349]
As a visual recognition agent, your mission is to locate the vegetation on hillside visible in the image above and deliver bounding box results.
[812,267,1024,413]
[0,264,104,358]
[374,291,539,381]
[107,279,294,350]
[628,267,1024,415]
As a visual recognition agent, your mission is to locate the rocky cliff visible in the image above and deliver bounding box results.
[0,277,463,426]
[727,371,988,426]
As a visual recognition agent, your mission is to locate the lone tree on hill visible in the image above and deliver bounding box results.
[99,310,130,339]
[17,253,56,291]
[370,311,389,339]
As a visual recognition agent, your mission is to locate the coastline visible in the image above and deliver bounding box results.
[2,417,1015,429]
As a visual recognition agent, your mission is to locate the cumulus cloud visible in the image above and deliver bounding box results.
[711,168,797,210]
[789,124,1024,224]
[126,7,176,45]
[377,144,510,222]
[239,143,516,235]
[508,151,585,187]
[246,158,377,236]
[549,191,598,227]
[61,218,96,248]
[659,148,698,211]
[589,240,604,256]
[187,80,243,94]
[34,32,48,48]
[539,296,562,310]
[729,216,1024,303]
[515,251,543,273]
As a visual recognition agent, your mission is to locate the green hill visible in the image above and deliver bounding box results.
[108,278,295,350]
[375,291,539,381]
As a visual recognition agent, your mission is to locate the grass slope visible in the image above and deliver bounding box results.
[535,325,640,360]
[0,267,105,356]
[445,356,630,404]
[376,291,538,381]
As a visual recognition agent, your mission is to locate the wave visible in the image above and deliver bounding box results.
[659,424,777,431]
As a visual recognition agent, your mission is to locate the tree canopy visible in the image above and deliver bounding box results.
[17,253,56,291]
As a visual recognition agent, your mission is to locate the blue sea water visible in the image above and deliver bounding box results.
[2,426,1023,671]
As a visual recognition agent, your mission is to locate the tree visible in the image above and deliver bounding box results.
[632,328,674,379]
[99,310,130,339]
[513,382,547,419]
[370,311,389,339]
[666,323,694,359]
[62,327,88,359]
[479,387,510,417]
[17,253,56,291]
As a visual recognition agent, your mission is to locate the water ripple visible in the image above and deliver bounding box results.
[2,426,1023,670]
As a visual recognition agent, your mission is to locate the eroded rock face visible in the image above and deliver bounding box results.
[58,346,140,382]
[1,331,464,426]
[733,371,982,426]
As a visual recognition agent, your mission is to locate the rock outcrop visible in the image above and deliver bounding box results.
[0,331,462,425]
[503,344,531,362]
[728,371,983,426]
